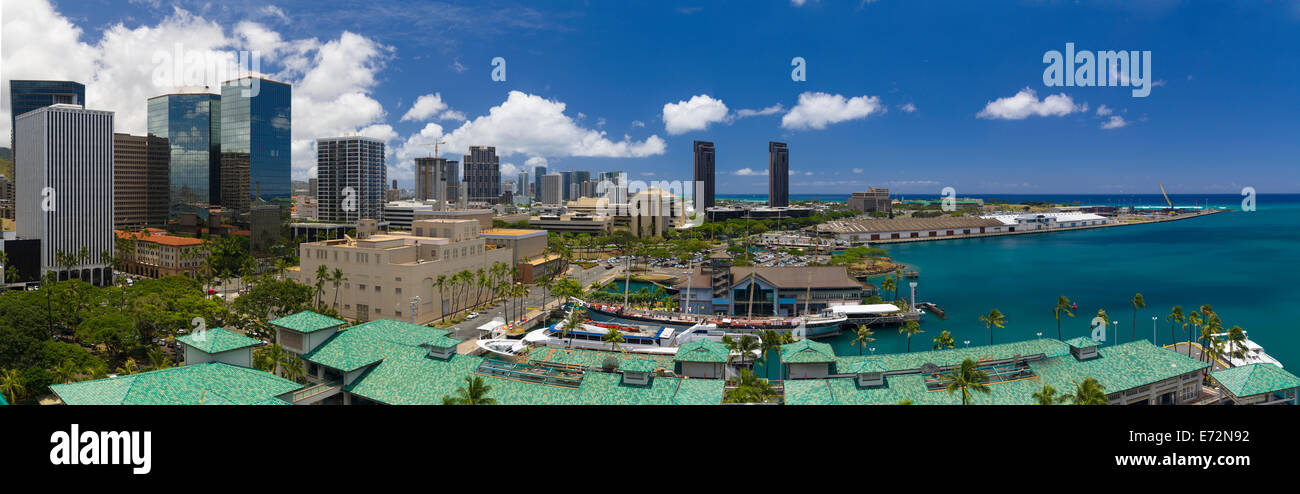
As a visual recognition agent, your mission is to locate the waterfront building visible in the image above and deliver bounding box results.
[147,89,221,219]
[15,104,114,286]
[674,339,730,379]
[463,146,500,202]
[177,327,261,367]
[981,212,1111,231]
[316,135,386,223]
[818,217,1014,244]
[675,264,866,316]
[848,187,892,215]
[48,362,301,405]
[114,228,206,278]
[1207,363,1300,405]
[113,133,170,230]
[290,218,512,325]
[704,205,815,222]
[693,140,716,210]
[220,77,292,217]
[768,141,789,207]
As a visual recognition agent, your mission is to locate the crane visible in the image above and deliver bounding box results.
[433,141,447,159]
[1159,184,1176,215]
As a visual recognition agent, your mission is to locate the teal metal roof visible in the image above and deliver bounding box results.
[426,335,462,349]
[780,339,836,364]
[176,327,261,354]
[269,311,347,334]
[619,358,657,373]
[1063,337,1101,349]
[49,363,302,405]
[303,318,452,372]
[673,339,730,363]
[836,338,1071,374]
[841,359,886,374]
[1211,364,1300,398]
[523,347,677,371]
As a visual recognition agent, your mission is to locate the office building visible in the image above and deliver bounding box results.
[15,104,114,286]
[517,171,529,197]
[540,173,563,205]
[113,133,170,230]
[8,80,86,217]
[220,77,292,217]
[768,141,789,207]
[532,165,547,197]
[463,145,500,202]
[317,135,386,223]
[147,89,221,219]
[848,187,891,215]
[414,157,447,205]
[444,159,460,207]
[693,140,715,210]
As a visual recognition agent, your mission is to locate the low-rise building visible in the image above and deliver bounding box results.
[675,263,866,316]
[115,228,206,278]
[528,213,614,235]
[981,212,1111,230]
[817,217,1012,244]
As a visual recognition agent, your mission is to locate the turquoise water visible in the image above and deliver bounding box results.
[815,195,1300,370]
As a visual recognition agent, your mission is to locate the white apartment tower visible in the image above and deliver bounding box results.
[317,136,386,223]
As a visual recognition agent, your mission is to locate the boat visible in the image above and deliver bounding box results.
[476,318,761,358]
[574,299,848,337]
[1212,332,1284,368]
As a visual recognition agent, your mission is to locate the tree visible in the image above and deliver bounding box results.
[899,320,923,353]
[1067,377,1108,405]
[281,354,306,383]
[932,330,955,350]
[1185,312,1202,357]
[1032,384,1069,405]
[559,308,585,349]
[434,275,448,322]
[1226,325,1247,362]
[723,368,777,404]
[442,376,497,405]
[978,308,1006,346]
[1,368,26,404]
[1166,306,1185,353]
[880,276,896,302]
[851,325,875,356]
[1054,296,1074,341]
[146,347,173,370]
[1130,293,1145,342]
[330,268,347,311]
[602,327,625,352]
[313,265,329,308]
[115,358,140,376]
[942,358,990,405]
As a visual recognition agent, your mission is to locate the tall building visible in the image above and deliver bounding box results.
[220,77,292,218]
[463,146,500,202]
[518,171,529,197]
[848,187,892,215]
[317,136,386,223]
[113,133,170,230]
[692,140,715,210]
[15,104,114,286]
[8,80,85,153]
[147,89,221,219]
[768,141,789,208]
[414,157,447,205]
[533,165,547,197]
[540,173,563,205]
[559,171,574,201]
[444,159,460,207]
[308,178,318,198]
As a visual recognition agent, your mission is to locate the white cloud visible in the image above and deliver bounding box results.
[501,162,519,177]
[1096,104,1112,116]
[898,103,917,113]
[781,91,884,130]
[525,156,548,168]
[734,168,768,176]
[631,120,645,128]
[735,103,784,118]
[852,168,864,174]
[976,88,1082,120]
[662,94,730,135]
[1100,115,1128,130]
[401,93,464,122]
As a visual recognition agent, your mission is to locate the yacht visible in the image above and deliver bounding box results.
[1213,332,1284,368]
[476,317,760,358]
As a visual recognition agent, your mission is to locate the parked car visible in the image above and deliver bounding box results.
[466,312,481,320]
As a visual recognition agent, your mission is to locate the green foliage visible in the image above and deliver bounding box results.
[232,278,315,341]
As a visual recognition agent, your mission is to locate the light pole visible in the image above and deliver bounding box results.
[1151,316,1157,346]
[964,340,970,349]
[1113,321,1119,346]
[1036,331,1042,340]
[909,281,918,313]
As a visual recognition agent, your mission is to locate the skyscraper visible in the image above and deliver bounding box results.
[15,104,114,286]
[220,77,292,217]
[540,173,563,205]
[693,140,715,210]
[113,133,170,230]
[147,89,221,219]
[533,165,547,197]
[768,141,789,207]
[317,136,386,223]
[414,157,446,204]
[560,171,574,201]
[9,80,85,153]
[444,159,460,207]
[518,171,529,197]
[463,145,500,202]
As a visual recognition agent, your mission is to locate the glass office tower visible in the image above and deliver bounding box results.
[10,80,85,151]
[147,91,221,219]
[220,77,292,218]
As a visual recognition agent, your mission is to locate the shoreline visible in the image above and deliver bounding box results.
[866,209,1225,245]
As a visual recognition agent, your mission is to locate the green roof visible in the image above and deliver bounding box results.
[49,363,302,405]
[1031,340,1208,394]
[841,359,886,374]
[836,338,1070,374]
[780,339,836,364]
[176,327,262,354]
[673,339,730,363]
[269,311,347,334]
[303,318,452,372]
[426,335,462,349]
[1063,337,1101,349]
[619,358,658,373]
[1211,364,1300,397]
[522,347,677,371]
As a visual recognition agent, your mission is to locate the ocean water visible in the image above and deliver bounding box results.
[812,194,1300,370]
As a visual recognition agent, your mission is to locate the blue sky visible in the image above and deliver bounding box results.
[5,0,1299,194]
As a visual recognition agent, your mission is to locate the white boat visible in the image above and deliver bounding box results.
[476,318,761,358]
[1213,332,1284,368]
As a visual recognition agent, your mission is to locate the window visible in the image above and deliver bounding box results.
[375,285,381,292]
[395,287,402,295]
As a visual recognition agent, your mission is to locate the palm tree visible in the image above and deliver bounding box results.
[262,344,288,377]
[1054,296,1074,340]
[1,368,26,405]
[941,358,990,405]
[730,334,760,366]
[723,368,777,404]
[434,275,448,322]
[1032,384,1069,405]
[281,355,306,383]
[932,330,955,350]
[558,308,585,349]
[1226,325,1247,363]
[313,265,329,308]
[330,268,347,310]
[1067,378,1108,405]
[881,276,896,302]
[146,347,173,370]
[1185,311,1202,357]
[602,327,625,352]
[115,358,140,376]
[899,320,923,353]
[1130,293,1146,342]
[55,360,84,384]
[978,308,1006,346]
[850,325,876,355]
[442,376,497,405]
[1166,306,1185,352]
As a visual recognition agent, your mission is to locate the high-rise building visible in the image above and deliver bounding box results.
[540,173,563,205]
[15,104,114,286]
[693,140,715,210]
[308,178,318,198]
[848,187,892,215]
[414,157,447,205]
[220,77,292,217]
[317,136,386,223]
[463,146,500,202]
[768,141,789,207]
[444,159,460,206]
[8,80,85,153]
[147,89,221,219]
[517,171,529,197]
[113,133,170,230]
[533,165,547,197]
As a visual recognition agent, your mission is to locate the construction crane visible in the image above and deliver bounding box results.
[1159,184,1177,215]
[433,141,447,159]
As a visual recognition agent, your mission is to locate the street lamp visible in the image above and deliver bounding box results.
[908,281,918,312]
[1151,316,1158,346]
[1113,321,1119,346]
[963,340,970,348]
[1036,331,1042,340]
[869,347,876,356]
